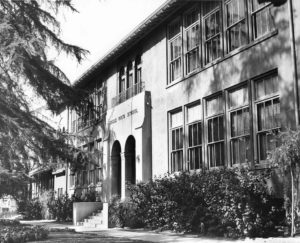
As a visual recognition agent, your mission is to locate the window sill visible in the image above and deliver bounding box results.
[166,30,278,90]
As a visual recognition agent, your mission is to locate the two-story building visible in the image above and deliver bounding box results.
[62,0,300,203]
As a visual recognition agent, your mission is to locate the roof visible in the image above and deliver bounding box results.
[73,0,189,88]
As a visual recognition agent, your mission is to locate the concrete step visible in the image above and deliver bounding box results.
[87,219,103,224]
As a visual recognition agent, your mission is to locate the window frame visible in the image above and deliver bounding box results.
[227,83,253,166]
[250,0,274,40]
[169,108,184,173]
[167,17,183,84]
[203,2,223,65]
[225,0,249,53]
[183,6,201,75]
[205,93,226,168]
[186,101,203,171]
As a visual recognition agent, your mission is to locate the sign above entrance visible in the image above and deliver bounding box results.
[109,109,138,125]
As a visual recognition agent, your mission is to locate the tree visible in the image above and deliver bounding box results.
[269,129,300,236]
[0,0,88,198]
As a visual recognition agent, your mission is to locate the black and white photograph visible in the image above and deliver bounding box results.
[1,0,300,242]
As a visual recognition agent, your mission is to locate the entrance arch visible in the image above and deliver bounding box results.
[125,136,136,185]
[111,141,121,196]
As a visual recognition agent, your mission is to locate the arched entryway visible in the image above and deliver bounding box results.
[125,136,136,185]
[111,141,121,196]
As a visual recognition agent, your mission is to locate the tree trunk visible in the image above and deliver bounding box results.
[291,168,295,237]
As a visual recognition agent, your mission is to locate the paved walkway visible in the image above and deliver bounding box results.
[22,220,300,243]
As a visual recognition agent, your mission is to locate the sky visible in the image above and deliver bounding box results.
[56,0,166,84]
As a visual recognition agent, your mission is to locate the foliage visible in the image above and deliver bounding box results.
[123,168,286,238]
[47,193,73,221]
[0,222,48,243]
[17,198,42,220]
[268,129,300,236]
[0,0,88,199]
[108,195,143,228]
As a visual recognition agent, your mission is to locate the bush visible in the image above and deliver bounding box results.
[125,168,286,238]
[17,198,42,220]
[47,193,73,221]
[109,195,144,228]
[0,224,48,243]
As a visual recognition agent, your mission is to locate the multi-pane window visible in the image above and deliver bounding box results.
[95,140,103,183]
[255,74,280,161]
[206,95,225,167]
[135,55,142,84]
[251,0,274,39]
[225,0,247,52]
[170,110,183,172]
[203,2,222,64]
[168,19,182,82]
[119,67,126,93]
[127,62,133,89]
[228,86,251,165]
[184,9,200,74]
[187,104,202,170]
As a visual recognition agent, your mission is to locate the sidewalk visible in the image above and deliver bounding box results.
[22,220,300,243]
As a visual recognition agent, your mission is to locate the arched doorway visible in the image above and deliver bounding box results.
[111,141,121,196]
[125,136,136,185]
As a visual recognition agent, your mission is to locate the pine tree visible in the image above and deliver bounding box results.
[0,0,88,198]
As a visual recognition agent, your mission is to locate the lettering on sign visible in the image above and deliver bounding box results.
[108,109,138,125]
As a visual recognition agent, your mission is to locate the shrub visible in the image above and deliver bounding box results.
[126,168,286,238]
[17,198,42,220]
[47,193,73,221]
[0,224,48,243]
[108,195,144,228]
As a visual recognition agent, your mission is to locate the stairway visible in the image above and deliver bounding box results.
[76,209,107,230]
[74,203,108,231]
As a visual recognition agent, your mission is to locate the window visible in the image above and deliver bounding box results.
[168,19,182,82]
[228,86,251,165]
[184,8,200,74]
[57,188,63,198]
[203,1,222,64]
[96,140,103,183]
[127,62,133,89]
[255,74,280,161]
[225,0,248,52]
[251,0,274,39]
[119,67,126,93]
[187,104,202,170]
[170,110,183,172]
[206,95,225,167]
[135,55,142,84]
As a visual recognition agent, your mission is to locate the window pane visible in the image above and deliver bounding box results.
[171,111,183,128]
[185,9,199,27]
[187,104,201,123]
[169,19,181,39]
[207,95,223,116]
[229,86,248,108]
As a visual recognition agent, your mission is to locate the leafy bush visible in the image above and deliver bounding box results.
[108,195,143,228]
[17,198,42,220]
[124,168,286,238]
[0,224,48,243]
[47,193,73,221]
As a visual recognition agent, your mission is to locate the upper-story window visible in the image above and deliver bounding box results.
[168,19,182,82]
[127,62,134,89]
[113,55,144,106]
[225,0,247,52]
[119,67,126,93]
[203,1,222,64]
[251,0,274,39]
[184,8,200,74]
[167,1,275,84]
